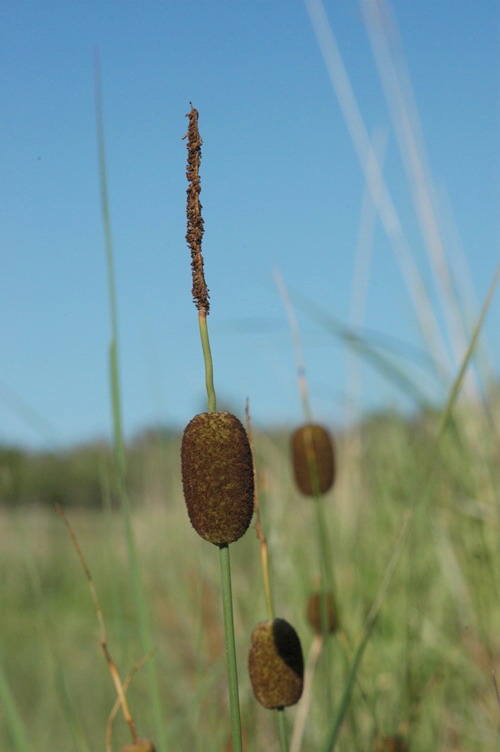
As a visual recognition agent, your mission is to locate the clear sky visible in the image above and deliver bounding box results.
[1,0,499,449]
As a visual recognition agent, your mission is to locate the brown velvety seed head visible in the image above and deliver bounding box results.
[374,736,409,752]
[181,412,254,545]
[291,424,335,496]
[121,741,156,752]
[248,618,304,709]
[306,591,338,634]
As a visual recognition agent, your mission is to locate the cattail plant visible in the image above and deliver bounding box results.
[245,403,304,752]
[180,105,254,752]
[291,423,336,497]
[275,271,340,713]
[293,423,337,712]
[248,619,304,710]
[374,736,409,752]
[122,741,157,752]
[306,590,338,635]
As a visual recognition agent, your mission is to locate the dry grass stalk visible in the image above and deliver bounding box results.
[54,503,152,751]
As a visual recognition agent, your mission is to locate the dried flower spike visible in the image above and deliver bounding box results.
[248,618,304,709]
[183,103,209,314]
[181,412,254,545]
[121,740,156,752]
[306,591,338,634]
[291,423,335,496]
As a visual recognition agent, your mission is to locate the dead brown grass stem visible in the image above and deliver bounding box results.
[55,503,142,749]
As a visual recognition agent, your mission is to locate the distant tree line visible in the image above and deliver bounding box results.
[0,428,181,508]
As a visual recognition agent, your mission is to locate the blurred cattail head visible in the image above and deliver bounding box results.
[181,412,254,545]
[121,740,156,752]
[248,618,304,709]
[306,591,338,634]
[291,424,336,496]
[374,736,409,752]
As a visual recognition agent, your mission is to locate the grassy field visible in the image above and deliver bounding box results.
[1,402,499,752]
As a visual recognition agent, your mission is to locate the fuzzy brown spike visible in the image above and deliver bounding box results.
[374,737,409,752]
[306,591,338,635]
[121,741,156,752]
[291,423,336,496]
[248,619,304,709]
[183,103,209,314]
[181,412,254,545]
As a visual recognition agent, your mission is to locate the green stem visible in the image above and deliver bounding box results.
[320,626,373,752]
[314,497,333,712]
[219,545,243,752]
[94,52,167,752]
[198,312,216,412]
[276,708,288,752]
[0,662,33,752]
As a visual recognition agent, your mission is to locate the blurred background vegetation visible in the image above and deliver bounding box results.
[1,389,499,751]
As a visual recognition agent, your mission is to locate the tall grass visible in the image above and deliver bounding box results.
[1,395,499,750]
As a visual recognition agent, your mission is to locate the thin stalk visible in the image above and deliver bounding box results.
[219,545,243,752]
[94,50,167,752]
[277,708,288,752]
[198,312,216,412]
[246,401,274,621]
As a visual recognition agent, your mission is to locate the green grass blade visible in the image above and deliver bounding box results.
[0,663,33,752]
[94,50,168,752]
[294,290,437,408]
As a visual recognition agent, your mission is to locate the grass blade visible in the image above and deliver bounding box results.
[94,49,168,751]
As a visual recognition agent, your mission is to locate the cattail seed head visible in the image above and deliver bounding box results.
[306,591,338,635]
[181,412,254,545]
[248,618,304,709]
[121,741,156,752]
[291,424,335,496]
[374,736,409,752]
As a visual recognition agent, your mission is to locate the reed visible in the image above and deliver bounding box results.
[180,105,254,752]
[245,402,305,752]
[94,52,167,751]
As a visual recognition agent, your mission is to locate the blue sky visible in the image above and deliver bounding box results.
[1,0,498,448]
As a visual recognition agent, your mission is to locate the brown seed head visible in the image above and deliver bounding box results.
[181,412,254,545]
[291,424,335,496]
[121,741,156,752]
[374,736,409,752]
[248,618,304,709]
[183,104,209,314]
[306,591,338,635]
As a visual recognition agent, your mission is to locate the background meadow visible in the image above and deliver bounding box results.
[1,1,499,751]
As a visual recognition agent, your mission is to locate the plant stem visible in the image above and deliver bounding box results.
[94,51,167,752]
[199,312,216,412]
[0,663,33,752]
[314,497,334,712]
[277,708,288,752]
[219,544,244,752]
